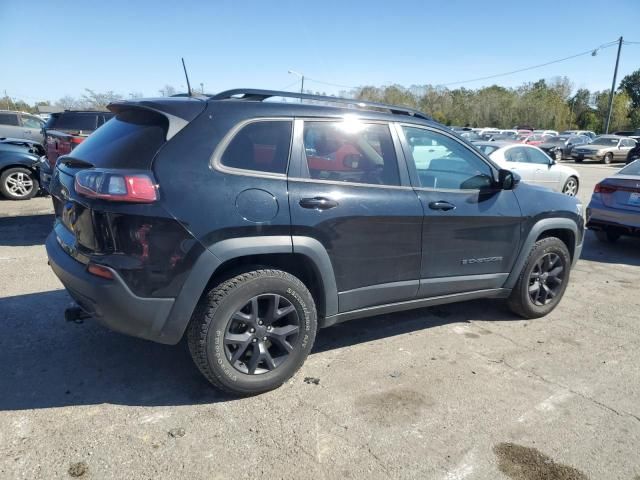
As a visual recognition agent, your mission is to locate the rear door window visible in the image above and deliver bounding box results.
[302,121,400,186]
[220,120,293,174]
[505,147,529,163]
[0,113,19,126]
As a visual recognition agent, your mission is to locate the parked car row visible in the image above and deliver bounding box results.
[0,109,114,199]
[474,141,580,196]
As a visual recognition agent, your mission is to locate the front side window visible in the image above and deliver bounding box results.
[402,126,493,190]
[302,121,400,186]
[0,113,19,126]
[21,115,43,129]
[221,120,293,174]
[526,147,552,165]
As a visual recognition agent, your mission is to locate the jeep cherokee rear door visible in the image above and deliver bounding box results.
[288,118,423,313]
[397,124,522,297]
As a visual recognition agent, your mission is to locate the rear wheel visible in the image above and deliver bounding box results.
[187,269,317,395]
[595,230,620,244]
[602,152,613,165]
[562,176,579,196]
[573,158,583,163]
[507,237,571,319]
[0,167,39,200]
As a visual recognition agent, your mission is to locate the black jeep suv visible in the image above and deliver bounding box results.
[46,89,584,395]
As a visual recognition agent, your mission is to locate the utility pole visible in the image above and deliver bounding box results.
[288,70,304,101]
[604,36,623,134]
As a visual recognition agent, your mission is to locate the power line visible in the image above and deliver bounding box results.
[441,40,620,86]
[295,39,626,91]
[304,77,357,89]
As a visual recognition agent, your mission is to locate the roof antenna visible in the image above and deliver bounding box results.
[181,57,192,96]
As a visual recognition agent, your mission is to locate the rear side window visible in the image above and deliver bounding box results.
[67,109,168,169]
[220,120,292,174]
[0,113,19,126]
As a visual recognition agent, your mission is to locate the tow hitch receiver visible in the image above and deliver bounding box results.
[65,305,91,324]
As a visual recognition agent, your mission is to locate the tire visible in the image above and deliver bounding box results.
[595,230,620,244]
[573,158,583,163]
[562,176,579,196]
[602,152,613,165]
[187,269,317,395]
[0,167,39,200]
[507,237,571,319]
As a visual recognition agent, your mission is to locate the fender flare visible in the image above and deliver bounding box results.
[158,236,337,344]
[503,218,580,289]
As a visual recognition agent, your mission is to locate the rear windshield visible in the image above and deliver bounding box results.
[46,113,109,131]
[620,161,640,176]
[67,110,168,169]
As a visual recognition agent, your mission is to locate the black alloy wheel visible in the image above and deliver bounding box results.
[224,294,300,375]
[527,253,565,306]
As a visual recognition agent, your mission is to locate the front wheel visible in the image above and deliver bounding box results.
[507,237,571,319]
[187,269,317,396]
[602,153,613,165]
[0,167,39,200]
[562,176,579,196]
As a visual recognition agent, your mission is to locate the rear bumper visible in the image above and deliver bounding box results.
[46,231,178,344]
[586,204,640,236]
[571,152,602,161]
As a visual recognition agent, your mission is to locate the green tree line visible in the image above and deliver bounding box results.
[3,70,640,133]
[348,70,640,133]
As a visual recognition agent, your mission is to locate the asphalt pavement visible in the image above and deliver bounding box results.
[0,162,638,479]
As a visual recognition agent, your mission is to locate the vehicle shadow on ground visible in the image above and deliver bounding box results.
[0,213,54,246]
[580,230,640,266]
[0,289,520,411]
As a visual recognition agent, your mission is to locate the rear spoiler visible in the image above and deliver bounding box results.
[107,97,206,141]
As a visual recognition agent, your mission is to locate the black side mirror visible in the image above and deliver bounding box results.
[498,169,518,190]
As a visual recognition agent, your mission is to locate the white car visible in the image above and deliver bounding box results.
[474,141,580,196]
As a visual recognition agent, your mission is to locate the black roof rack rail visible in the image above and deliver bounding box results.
[210,89,431,120]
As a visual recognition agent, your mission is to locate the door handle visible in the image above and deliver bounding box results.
[299,197,338,210]
[428,201,456,211]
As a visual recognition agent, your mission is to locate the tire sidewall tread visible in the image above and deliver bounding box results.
[508,237,571,319]
[0,167,39,200]
[187,269,317,396]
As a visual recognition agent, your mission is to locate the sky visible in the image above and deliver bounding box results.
[2,0,639,103]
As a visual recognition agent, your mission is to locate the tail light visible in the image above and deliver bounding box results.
[87,263,114,280]
[70,136,84,146]
[594,182,617,194]
[75,169,158,203]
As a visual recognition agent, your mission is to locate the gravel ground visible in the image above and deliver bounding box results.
[0,162,639,479]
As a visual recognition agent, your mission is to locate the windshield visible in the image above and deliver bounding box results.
[619,161,640,176]
[591,137,619,146]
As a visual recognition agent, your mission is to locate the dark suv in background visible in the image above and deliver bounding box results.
[45,90,584,395]
[39,110,114,191]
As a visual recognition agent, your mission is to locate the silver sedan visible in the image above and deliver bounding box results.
[586,160,640,243]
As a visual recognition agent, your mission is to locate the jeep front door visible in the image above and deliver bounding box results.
[398,125,523,298]
[288,119,423,313]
